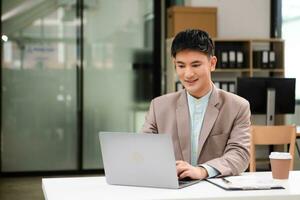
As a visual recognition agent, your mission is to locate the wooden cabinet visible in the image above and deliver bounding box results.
[167,6,217,38]
[165,38,285,93]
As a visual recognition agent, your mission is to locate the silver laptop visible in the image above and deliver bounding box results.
[99,132,200,189]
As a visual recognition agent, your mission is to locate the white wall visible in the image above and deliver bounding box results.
[186,0,270,38]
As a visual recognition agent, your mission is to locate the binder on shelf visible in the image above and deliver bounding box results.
[236,51,244,68]
[215,49,222,69]
[253,50,269,69]
[228,82,235,93]
[221,82,228,92]
[269,51,276,68]
[215,81,235,93]
[262,50,269,69]
[228,50,236,68]
[221,51,228,68]
[253,51,261,68]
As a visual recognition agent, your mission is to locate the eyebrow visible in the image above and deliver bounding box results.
[175,60,202,64]
[175,61,185,64]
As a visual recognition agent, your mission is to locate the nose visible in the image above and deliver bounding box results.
[185,66,195,79]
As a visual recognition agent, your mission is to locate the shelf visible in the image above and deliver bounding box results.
[213,38,284,43]
[252,69,285,73]
[165,37,285,93]
[213,38,250,42]
[214,69,250,73]
[251,38,284,43]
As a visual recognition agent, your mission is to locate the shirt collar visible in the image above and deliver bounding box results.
[187,89,212,105]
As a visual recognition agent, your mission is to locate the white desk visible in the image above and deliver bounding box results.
[42,171,300,200]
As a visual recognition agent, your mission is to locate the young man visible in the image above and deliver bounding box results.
[142,29,251,180]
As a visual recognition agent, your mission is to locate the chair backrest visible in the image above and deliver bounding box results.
[250,125,296,172]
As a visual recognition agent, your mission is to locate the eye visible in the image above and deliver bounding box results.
[176,64,185,68]
[192,63,201,68]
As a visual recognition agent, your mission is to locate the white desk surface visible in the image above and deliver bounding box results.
[42,171,300,200]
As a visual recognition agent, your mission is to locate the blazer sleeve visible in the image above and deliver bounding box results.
[141,100,158,133]
[205,100,251,176]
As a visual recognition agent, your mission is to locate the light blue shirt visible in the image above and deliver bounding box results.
[187,90,219,178]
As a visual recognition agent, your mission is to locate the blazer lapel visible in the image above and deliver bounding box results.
[197,85,220,158]
[176,90,191,163]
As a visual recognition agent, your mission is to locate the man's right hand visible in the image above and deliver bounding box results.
[176,160,208,180]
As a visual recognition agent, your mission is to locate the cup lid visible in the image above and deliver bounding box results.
[269,152,292,159]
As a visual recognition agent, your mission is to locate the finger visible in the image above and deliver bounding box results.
[176,163,189,171]
[176,160,185,165]
[179,171,190,179]
[176,161,190,168]
[176,166,185,175]
[176,165,190,176]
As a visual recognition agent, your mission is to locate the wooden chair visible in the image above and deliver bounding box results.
[249,125,296,172]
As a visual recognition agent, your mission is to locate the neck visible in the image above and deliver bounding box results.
[189,83,213,99]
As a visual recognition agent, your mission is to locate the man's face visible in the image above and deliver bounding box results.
[174,50,217,98]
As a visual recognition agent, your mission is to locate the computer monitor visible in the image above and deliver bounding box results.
[236,77,296,125]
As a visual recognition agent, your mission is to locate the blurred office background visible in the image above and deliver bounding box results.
[1,0,300,199]
[1,0,162,173]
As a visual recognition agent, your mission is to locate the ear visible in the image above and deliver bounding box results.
[172,57,176,68]
[210,56,217,72]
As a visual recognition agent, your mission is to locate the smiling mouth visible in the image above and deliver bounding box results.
[185,79,198,84]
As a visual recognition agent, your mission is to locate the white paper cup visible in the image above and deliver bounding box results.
[269,152,291,179]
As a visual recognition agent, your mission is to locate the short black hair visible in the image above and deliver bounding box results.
[171,29,214,57]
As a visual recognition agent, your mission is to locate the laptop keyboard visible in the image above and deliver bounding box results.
[178,177,196,185]
[179,180,193,185]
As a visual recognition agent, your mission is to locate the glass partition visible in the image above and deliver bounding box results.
[1,0,78,171]
[1,0,156,172]
[83,0,154,169]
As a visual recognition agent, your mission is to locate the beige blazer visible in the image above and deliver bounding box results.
[141,85,251,176]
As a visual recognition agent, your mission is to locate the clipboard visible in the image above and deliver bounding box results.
[206,176,285,191]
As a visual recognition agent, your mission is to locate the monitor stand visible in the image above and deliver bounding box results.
[266,88,275,125]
